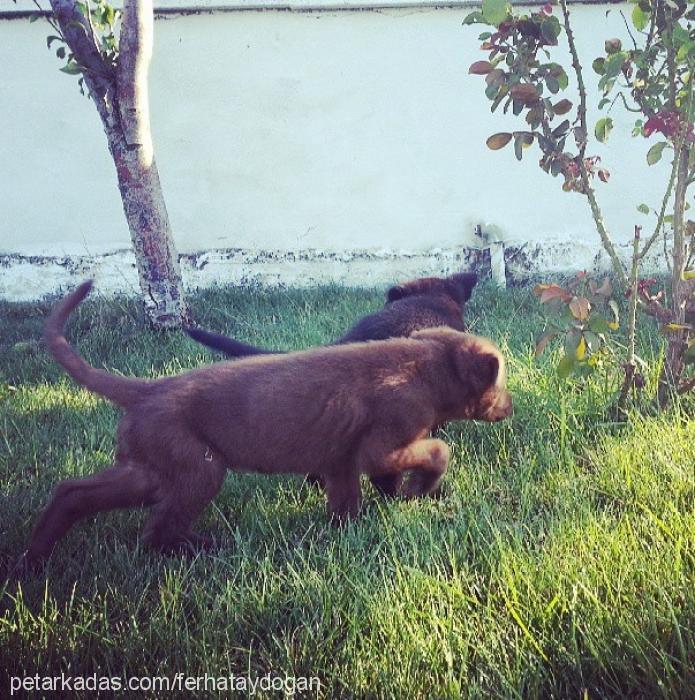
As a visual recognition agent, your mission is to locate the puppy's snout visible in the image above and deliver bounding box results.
[485,391,513,422]
[501,392,513,418]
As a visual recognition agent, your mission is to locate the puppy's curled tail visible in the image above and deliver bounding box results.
[44,280,150,408]
[185,326,282,358]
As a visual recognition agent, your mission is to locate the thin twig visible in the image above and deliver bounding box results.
[559,0,627,287]
[617,226,642,412]
[619,9,638,50]
[32,0,61,34]
[640,143,680,260]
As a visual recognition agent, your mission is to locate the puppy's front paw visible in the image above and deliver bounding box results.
[401,470,444,500]
[369,473,403,498]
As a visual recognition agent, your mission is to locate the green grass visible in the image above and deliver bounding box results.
[1,281,694,698]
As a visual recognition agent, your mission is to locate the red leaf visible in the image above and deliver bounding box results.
[535,331,557,357]
[486,133,513,150]
[595,277,613,298]
[537,284,573,304]
[553,99,573,115]
[469,61,493,75]
[510,83,540,105]
[569,296,591,321]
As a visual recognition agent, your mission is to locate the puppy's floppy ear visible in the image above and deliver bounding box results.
[453,346,500,393]
[472,352,499,389]
[386,284,407,302]
[452,272,478,303]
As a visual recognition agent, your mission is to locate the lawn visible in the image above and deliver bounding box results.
[1,280,694,698]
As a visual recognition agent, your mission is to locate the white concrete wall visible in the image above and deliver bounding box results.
[0,2,668,299]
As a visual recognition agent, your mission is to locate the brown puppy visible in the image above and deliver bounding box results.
[23,280,511,566]
[185,272,478,358]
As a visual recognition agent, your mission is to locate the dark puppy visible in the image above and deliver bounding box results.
[23,280,511,566]
[186,272,478,358]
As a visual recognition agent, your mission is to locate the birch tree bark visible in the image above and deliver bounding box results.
[48,0,187,328]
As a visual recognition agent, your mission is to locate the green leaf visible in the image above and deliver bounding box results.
[546,63,568,90]
[482,0,510,27]
[673,24,689,49]
[512,131,534,161]
[637,203,650,214]
[647,141,667,165]
[29,14,40,23]
[595,117,614,143]
[46,35,62,49]
[564,329,582,358]
[632,4,649,31]
[608,299,620,326]
[584,331,601,353]
[598,75,617,95]
[514,134,523,161]
[589,314,611,334]
[491,89,507,113]
[556,69,569,91]
[541,18,561,44]
[557,353,576,379]
[546,76,560,94]
[463,10,485,25]
[485,82,500,100]
[604,52,627,78]
[552,119,570,138]
[59,62,83,75]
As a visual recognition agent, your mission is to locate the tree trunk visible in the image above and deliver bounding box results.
[658,145,694,405]
[114,0,186,327]
[48,0,187,328]
[110,140,186,327]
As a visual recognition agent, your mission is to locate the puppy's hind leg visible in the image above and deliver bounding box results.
[141,459,226,555]
[24,461,157,566]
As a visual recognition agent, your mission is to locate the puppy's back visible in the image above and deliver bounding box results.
[338,295,465,343]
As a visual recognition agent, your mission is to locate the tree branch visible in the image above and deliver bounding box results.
[47,0,113,89]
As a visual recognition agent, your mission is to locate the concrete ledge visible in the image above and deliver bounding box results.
[1,0,623,18]
[0,241,668,301]
[0,247,482,301]
[3,0,490,17]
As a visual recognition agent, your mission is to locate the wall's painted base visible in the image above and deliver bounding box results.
[0,239,668,302]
